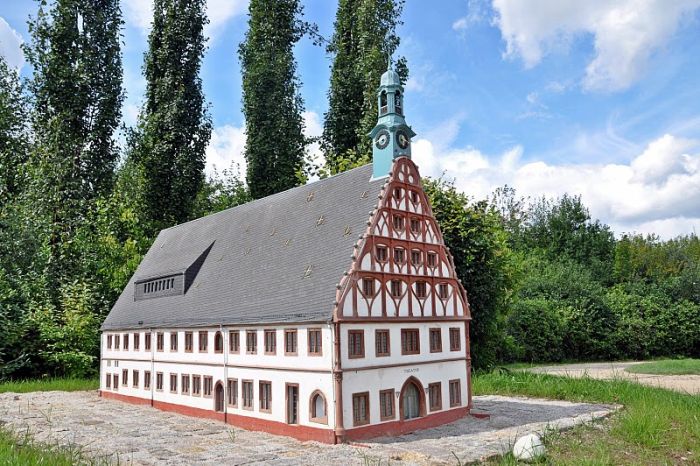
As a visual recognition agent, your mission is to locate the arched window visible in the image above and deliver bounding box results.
[214,331,223,353]
[395,91,402,115]
[380,91,388,114]
[309,391,327,424]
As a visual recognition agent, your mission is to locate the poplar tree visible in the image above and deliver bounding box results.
[239,0,307,199]
[0,56,29,201]
[24,0,123,285]
[323,0,408,174]
[129,0,212,233]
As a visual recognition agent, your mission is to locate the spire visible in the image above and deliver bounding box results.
[369,64,416,179]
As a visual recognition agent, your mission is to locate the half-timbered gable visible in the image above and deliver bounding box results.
[336,157,470,320]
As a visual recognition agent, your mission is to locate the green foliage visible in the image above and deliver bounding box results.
[323,0,408,174]
[193,163,252,216]
[506,298,564,363]
[0,55,30,201]
[239,0,309,199]
[423,177,514,369]
[129,0,212,234]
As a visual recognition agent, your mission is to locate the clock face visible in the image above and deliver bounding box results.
[396,130,410,149]
[375,130,390,150]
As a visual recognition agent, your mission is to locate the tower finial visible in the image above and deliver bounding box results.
[387,55,391,71]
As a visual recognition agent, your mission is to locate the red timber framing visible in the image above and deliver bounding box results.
[331,156,474,441]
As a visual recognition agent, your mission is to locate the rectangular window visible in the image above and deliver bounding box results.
[246,331,257,354]
[415,281,427,298]
[113,374,118,390]
[133,333,140,351]
[114,334,120,350]
[401,329,420,355]
[308,329,322,355]
[156,372,163,391]
[259,381,272,412]
[439,283,449,299]
[198,331,208,352]
[185,332,193,352]
[361,278,375,296]
[375,245,388,262]
[410,217,421,233]
[145,333,151,351]
[229,330,240,352]
[170,332,178,352]
[427,252,437,267]
[352,392,370,426]
[429,328,442,353]
[449,379,462,407]
[429,382,442,411]
[284,329,297,355]
[348,330,365,358]
[107,334,113,349]
[411,250,422,265]
[181,374,190,395]
[242,380,254,409]
[192,375,201,396]
[133,370,139,388]
[375,330,390,357]
[227,379,238,407]
[122,369,128,386]
[264,330,276,354]
[105,373,111,388]
[156,332,164,351]
[449,328,461,351]
[390,280,402,297]
[203,376,213,397]
[393,248,405,264]
[379,389,395,420]
[170,373,178,393]
[392,215,405,231]
[410,190,419,203]
[144,371,151,390]
[123,334,129,350]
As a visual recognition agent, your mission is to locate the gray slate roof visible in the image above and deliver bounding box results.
[101,164,385,330]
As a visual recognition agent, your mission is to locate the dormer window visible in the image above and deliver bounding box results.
[136,275,183,300]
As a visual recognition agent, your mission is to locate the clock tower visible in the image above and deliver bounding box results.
[369,64,417,179]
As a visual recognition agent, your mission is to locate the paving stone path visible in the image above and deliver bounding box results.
[0,391,616,465]
[526,361,700,395]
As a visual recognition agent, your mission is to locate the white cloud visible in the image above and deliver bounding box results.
[452,17,469,32]
[205,124,246,177]
[123,0,248,41]
[0,17,24,70]
[491,0,700,91]
[413,133,700,239]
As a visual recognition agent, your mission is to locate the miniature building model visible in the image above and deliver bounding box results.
[99,67,473,443]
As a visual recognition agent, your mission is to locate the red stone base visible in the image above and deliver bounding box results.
[99,391,471,444]
[344,406,471,441]
[99,390,336,443]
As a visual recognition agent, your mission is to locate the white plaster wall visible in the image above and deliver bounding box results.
[340,322,466,370]
[100,325,335,428]
[342,359,468,427]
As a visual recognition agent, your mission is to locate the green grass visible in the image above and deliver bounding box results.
[0,378,98,394]
[626,358,700,375]
[475,370,700,465]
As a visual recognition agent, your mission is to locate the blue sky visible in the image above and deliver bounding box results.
[1,0,699,238]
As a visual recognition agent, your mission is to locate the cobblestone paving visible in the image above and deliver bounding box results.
[0,391,616,465]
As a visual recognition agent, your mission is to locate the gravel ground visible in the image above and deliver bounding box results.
[0,391,616,465]
[526,361,700,395]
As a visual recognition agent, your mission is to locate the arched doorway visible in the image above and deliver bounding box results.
[399,376,426,420]
[214,382,224,412]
